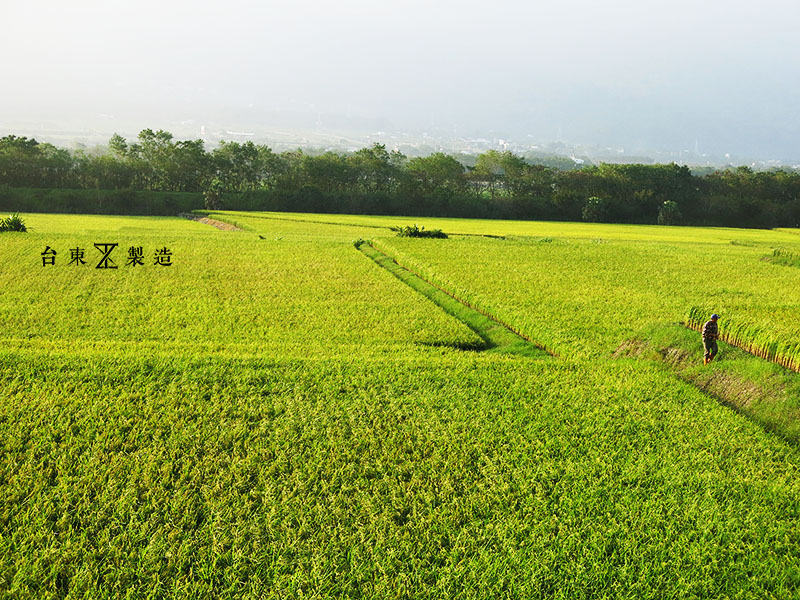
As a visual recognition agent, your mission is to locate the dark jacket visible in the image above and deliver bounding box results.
[702,319,718,340]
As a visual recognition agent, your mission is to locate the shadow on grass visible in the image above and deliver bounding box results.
[417,340,488,352]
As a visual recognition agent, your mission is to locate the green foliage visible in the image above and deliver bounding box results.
[0,212,26,232]
[4,131,800,226]
[348,143,406,195]
[406,152,466,203]
[581,196,609,222]
[390,224,448,238]
[657,200,683,225]
[203,178,224,211]
[0,186,202,216]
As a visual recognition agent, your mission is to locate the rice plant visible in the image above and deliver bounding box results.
[769,247,800,267]
[4,212,800,598]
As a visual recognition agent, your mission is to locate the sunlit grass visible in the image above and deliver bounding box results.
[2,212,800,598]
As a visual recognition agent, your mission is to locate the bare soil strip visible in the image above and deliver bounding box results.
[178,213,243,231]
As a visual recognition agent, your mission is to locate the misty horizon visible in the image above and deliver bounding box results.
[2,0,798,163]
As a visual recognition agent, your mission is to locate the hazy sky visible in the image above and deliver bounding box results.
[2,0,799,159]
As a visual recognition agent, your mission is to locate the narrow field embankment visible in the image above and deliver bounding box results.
[615,324,800,445]
[201,211,511,239]
[179,212,243,231]
[357,241,550,358]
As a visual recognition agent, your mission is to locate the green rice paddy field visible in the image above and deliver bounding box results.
[2,211,800,598]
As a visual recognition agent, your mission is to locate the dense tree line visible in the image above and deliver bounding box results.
[2,131,800,227]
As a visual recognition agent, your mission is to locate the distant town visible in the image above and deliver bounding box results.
[2,109,797,171]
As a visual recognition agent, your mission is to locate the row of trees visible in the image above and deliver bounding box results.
[2,131,800,227]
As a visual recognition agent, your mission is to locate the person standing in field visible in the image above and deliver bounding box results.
[702,314,720,365]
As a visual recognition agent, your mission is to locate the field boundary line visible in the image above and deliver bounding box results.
[369,238,555,353]
[179,212,243,231]
[197,211,389,230]
[195,211,509,238]
[358,240,553,357]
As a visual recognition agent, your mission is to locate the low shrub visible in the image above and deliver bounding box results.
[390,224,448,239]
[0,213,26,232]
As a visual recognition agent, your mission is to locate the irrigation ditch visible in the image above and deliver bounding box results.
[355,240,551,359]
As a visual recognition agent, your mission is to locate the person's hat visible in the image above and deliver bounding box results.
[711,313,719,320]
